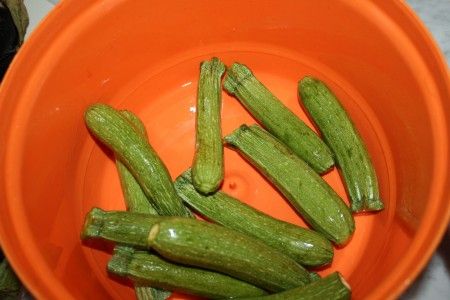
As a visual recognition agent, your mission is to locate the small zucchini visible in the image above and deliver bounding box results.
[108,247,267,299]
[147,218,313,292]
[224,124,354,245]
[223,63,334,174]
[81,208,312,292]
[81,207,165,248]
[237,272,351,300]
[84,103,189,217]
[116,110,158,215]
[299,77,384,212]
[174,170,333,267]
[134,285,169,300]
[115,111,170,300]
[192,57,225,194]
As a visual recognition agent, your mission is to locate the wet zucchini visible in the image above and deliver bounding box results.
[108,247,266,299]
[116,110,158,215]
[174,170,333,266]
[224,124,354,245]
[114,110,170,300]
[299,77,383,212]
[192,57,225,194]
[84,103,189,217]
[148,218,312,292]
[81,208,312,292]
[223,63,334,173]
[238,272,351,300]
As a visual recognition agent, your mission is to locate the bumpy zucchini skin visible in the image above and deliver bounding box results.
[224,124,354,245]
[238,272,351,300]
[116,110,158,215]
[192,57,226,194]
[174,170,333,266]
[147,217,313,292]
[299,77,383,212]
[114,110,170,300]
[223,63,334,173]
[84,103,189,217]
[81,208,164,248]
[108,247,267,299]
[82,208,313,292]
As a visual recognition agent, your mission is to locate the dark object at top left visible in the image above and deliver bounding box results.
[0,3,19,79]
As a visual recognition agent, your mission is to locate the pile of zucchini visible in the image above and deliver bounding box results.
[82,57,384,300]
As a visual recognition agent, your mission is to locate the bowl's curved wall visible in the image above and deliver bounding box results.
[0,1,448,299]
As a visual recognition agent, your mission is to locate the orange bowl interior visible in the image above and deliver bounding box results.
[0,1,449,299]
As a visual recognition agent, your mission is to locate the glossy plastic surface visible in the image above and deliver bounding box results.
[0,1,449,299]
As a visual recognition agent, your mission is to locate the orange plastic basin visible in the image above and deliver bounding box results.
[0,0,449,299]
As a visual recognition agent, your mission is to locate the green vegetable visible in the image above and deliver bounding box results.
[224,124,354,245]
[108,247,267,299]
[134,285,170,300]
[299,77,384,212]
[116,110,158,215]
[82,208,312,292]
[237,272,351,300]
[114,111,170,300]
[84,103,189,217]
[309,272,321,282]
[148,218,312,292]
[0,258,21,299]
[223,63,334,173]
[192,57,225,194]
[81,207,165,248]
[174,170,333,267]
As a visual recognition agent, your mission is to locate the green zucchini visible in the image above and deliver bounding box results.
[116,110,158,215]
[237,272,351,300]
[147,218,312,292]
[108,247,267,299]
[224,124,354,245]
[84,103,189,217]
[299,77,384,212]
[134,285,170,300]
[223,63,334,174]
[309,272,321,282]
[82,208,312,292]
[115,110,170,300]
[174,170,333,267]
[192,57,225,194]
[115,162,157,215]
[81,207,165,248]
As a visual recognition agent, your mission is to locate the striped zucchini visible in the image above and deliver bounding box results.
[134,285,169,300]
[81,208,312,292]
[223,63,334,173]
[81,208,165,248]
[116,110,158,215]
[174,170,333,267]
[192,57,225,194]
[84,103,189,217]
[238,272,351,300]
[224,124,354,245]
[299,77,384,212]
[147,218,313,292]
[309,272,321,282]
[108,247,266,299]
[115,110,170,300]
